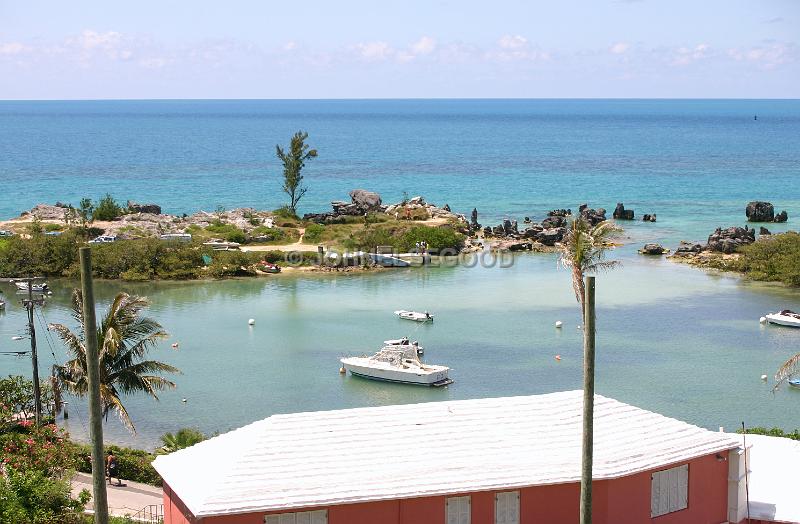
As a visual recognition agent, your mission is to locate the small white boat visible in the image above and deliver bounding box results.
[789,378,800,389]
[14,281,48,293]
[88,234,117,244]
[765,310,800,328]
[394,310,434,322]
[0,299,5,310]
[383,337,423,355]
[340,345,452,387]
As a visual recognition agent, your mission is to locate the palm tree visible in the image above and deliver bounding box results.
[159,428,206,454]
[49,290,179,433]
[559,217,621,524]
[559,218,621,315]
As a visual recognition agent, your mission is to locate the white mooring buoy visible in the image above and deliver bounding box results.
[761,374,768,381]
[759,316,767,324]
[248,318,255,326]
[555,321,563,328]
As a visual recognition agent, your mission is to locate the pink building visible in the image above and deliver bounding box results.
[154,391,761,524]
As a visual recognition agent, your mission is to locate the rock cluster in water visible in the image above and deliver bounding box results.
[639,243,668,255]
[612,202,634,220]
[705,226,756,253]
[304,190,465,224]
[746,201,788,223]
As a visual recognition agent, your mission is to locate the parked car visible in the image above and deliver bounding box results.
[0,230,15,237]
[88,235,117,244]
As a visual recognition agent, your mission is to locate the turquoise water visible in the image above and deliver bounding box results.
[1,99,800,449]
[1,252,800,450]
[1,99,799,243]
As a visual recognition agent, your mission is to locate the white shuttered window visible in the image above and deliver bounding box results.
[495,491,520,524]
[651,464,689,517]
[265,510,327,524]
[446,496,471,524]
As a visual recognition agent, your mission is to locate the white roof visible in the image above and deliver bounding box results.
[737,434,800,523]
[152,390,739,518]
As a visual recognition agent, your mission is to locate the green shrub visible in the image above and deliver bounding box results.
[732,232,800,286]
[0,467,87,524]
[205,223,246,243]
[70,443,162,486]
[0,230,80,277]
[44,223,63,232]
[303,223,325,243]
[207,250,260,278]
[92,194,123,221]
[273,205,298,221]
[398,226,464,252]
[738,426,800,440]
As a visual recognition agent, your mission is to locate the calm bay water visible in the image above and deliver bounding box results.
[1,99,800,449]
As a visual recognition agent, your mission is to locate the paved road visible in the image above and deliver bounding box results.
[71,472,163,518]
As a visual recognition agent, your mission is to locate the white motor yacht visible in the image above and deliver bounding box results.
[340,345,451,386]
[766,310,800,328]
[394,310,434,322]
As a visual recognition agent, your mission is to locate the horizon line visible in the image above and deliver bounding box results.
[1,97,798,102]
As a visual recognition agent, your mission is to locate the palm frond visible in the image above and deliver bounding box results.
[773,352,800,392]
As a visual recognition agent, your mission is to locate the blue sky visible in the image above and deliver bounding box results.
[0,0,797,99]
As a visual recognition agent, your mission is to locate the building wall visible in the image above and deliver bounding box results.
[166,453,731,524]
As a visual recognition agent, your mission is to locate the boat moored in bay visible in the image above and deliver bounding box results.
[340,345,451,386]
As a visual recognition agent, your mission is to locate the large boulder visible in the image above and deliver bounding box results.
[639,243,667,255]
[642,214,657,222]
[548,209,571,217]
[348,190,383,212]
[706,226,756,253]
[541,215,566,229]
[613,203,634,220]
[127,201,162,215]
[579,205,607,226]
[536,227,566,246]
[674,241,703,255]
[775,210,788,223]
[746,201,774,222]
[28,204,70,221]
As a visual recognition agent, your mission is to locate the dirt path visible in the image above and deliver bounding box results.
[240,228,321,253]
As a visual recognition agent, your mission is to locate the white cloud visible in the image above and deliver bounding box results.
[355,41,393,61]
[73,30,122,50]
[138,57,169,69]
[498,35,528,50]
[411,36,436,55]
[283,41,297,52]
[0,42,28,55]
[728,42,796,70]
[610,42,629,54]
[671,43,709,66]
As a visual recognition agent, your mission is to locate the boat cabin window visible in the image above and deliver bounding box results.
[265,509,327,524]
[651,464,688,517]
[494,491,519,524]
[447,495,471,524]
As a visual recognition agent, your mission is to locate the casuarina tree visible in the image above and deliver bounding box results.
[276,131,317,215]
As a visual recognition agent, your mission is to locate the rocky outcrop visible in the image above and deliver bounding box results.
[349,189,382,211]
[642,214,657,222]
[537,228,565,246]
[612,203,634,220]
[759,227,772,235]
[579,204,607,226]
[541,215,567,229]
[470,208,480,230]
[673,241,703,255]
[746,201,774,222]
[706,226,755,254]
[639,243,667,255]
[127,201,162,215]
[548,209,572,217]
[26,204,70,221]
[775,210,788,223]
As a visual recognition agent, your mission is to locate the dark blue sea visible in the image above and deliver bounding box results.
[1,99,799,241]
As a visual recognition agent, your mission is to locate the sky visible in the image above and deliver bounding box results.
[0,0,798,99]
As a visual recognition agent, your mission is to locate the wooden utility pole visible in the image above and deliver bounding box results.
[580,276,596,524]
[22,278,45,426]
[79,247,109,524]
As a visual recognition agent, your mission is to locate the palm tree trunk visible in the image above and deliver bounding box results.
[580,276,596,524]
[80,248,109,524]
